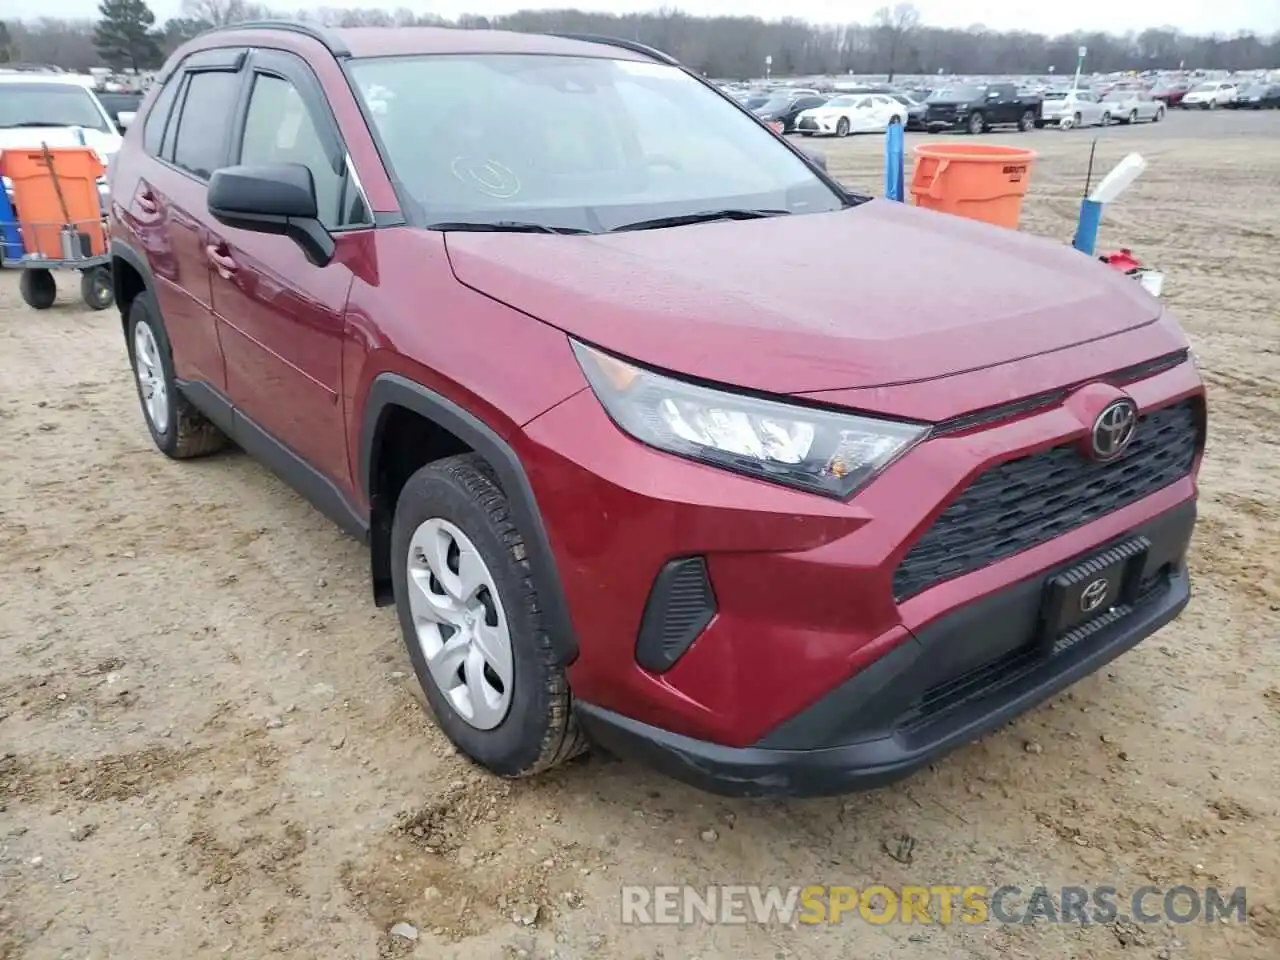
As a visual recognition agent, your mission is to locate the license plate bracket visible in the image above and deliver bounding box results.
[1039,536,1150,648]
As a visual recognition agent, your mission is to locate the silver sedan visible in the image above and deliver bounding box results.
[1100,90,1167,124]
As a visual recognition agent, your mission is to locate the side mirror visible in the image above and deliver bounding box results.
[801,148,827,172]
[207,162,334,266]
[116,110,136,132]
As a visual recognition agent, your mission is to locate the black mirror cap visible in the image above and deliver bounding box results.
[207,163,334,267]
[208,163,319,225]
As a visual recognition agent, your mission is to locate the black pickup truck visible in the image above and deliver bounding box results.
[925,83,1043,134]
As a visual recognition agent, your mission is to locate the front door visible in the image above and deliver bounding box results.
[207,50,373,496]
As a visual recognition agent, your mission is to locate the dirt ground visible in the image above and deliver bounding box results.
[2,109,1278,960]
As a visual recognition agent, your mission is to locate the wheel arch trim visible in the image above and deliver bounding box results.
[359,373,579,664]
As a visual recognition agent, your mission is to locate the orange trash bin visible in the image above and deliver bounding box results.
[0,146,106,259]
[909,143,1036,229]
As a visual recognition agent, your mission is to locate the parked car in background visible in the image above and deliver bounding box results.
[925,83,1042,134]
[794,93,905,136]
[0,73,122,211]
[1101,88,1165,124]
[1151,81,1190,106]
[1231,82,1280,108]
[1181,81,1237,108]
[1040,88,1110,128]
[95,90,144,132]
[754,92,830,133]
[889,91,928,130]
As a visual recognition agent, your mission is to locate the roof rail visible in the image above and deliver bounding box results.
[548,33,679,66]
[203,19,352,58]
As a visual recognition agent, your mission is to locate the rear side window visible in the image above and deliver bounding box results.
[142,77,180,155]
[171,70,240,179]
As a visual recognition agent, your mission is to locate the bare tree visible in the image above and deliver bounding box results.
[179,0,270,26]
[874,3,921,80]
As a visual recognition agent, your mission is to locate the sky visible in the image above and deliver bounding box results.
[17,0,1280,37]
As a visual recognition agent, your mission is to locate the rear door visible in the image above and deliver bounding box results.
[130,48,247,391]
[207,48,372,493]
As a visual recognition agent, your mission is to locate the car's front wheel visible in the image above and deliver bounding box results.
[391,454,586,778]
[835,117,850,137]
[126,293,227,459]
[966,111,985,135]
[1017,109,1036,132]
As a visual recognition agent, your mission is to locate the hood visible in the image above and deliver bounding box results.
[444,199,1163,395]
[0,126,122,166]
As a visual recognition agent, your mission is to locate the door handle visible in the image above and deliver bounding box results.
[206,242,237,279]
[136,191,158,215]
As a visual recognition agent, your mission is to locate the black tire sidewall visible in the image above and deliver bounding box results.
[81,267,114,310]
[390,460,559,776]
[125,293,180,454]
[19,269,56,309]
[836,118,849,136]
[968,112,983,134]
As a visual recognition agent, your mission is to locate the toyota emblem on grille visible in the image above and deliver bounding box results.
[1080,577,1110,613]
[1090,399,1138,461]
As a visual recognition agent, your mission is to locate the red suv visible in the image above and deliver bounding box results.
[107,23,1205,797]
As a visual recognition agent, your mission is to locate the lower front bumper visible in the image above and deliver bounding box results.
[577,499,1195,798]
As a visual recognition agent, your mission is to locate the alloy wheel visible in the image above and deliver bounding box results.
[133,320,169,431]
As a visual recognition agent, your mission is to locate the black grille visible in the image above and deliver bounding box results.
[797,117,818,130]
[635,557,717,673]
[893,399,1201,602]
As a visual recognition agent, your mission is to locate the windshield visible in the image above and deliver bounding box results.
[825,96,857,106]
[0,83,111,132]
[928,85,982,101]
[348,54,845,233]
[1189,83,1217,93]
[742,94,771,109]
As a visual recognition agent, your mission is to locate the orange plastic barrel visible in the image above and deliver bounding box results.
[909,143,1036,229]
[0,147,106,259]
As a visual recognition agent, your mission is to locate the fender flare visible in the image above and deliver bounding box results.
[108,239,156,313]
[360,373,578,664]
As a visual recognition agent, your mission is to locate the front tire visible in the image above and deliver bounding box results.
[1101,111,1112,126]
[391,454,586,778]
[1017,110,1036,132]
[126,292,227,459]
[966,111,985,135]
[835,117,850,137]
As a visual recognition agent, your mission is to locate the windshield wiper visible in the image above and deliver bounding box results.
[425,220,590,235]
[610,208,791,232]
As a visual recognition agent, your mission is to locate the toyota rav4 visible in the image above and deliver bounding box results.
[107,22,1205,797]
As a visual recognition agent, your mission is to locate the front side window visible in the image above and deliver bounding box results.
[238,73,368,229]
[171,70,240,179]
[348,54,844,232]
[0,83,111,132]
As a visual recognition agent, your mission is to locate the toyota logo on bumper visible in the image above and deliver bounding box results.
[1079,577,1111,613]
[1090,399,1138,460]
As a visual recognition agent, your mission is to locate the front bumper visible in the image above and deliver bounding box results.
[578,498,1195,797]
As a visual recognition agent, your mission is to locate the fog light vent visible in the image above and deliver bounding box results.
[635,556,716,673]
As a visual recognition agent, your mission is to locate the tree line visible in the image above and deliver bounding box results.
[1,0,1277,79]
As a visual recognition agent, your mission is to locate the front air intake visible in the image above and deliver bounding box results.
[635,557,717,673]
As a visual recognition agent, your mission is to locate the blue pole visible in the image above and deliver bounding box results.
[884,121,905,202]
[1073,198,1103,256]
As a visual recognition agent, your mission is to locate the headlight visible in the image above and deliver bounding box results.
[572,341,929,499]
